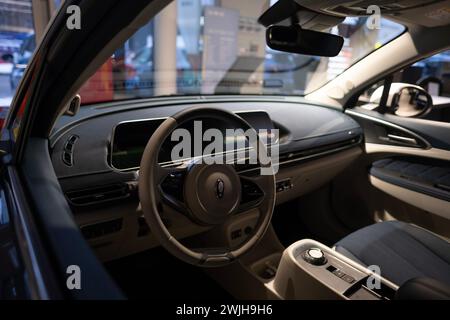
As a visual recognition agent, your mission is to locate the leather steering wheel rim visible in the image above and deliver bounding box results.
[138,107,276,267]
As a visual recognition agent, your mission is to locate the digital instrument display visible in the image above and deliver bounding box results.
[110,111,275,170]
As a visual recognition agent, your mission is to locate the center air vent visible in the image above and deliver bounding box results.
[66,183,130,206]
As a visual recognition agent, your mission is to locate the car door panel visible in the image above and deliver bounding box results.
[345,107,450,236]
[0,181,28,299]
[0,165,60,299]
[370,175,450,221]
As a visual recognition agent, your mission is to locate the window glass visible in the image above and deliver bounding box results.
[401,50,450,124]
[357,50,450,123]
[78,0,404,105]
[0,0,62,125]
[407,50,450,97]
[0,0,34,109]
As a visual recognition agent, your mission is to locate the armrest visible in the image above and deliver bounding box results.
[371,158,450,201]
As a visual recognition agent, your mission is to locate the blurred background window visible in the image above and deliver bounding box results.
[79,0,405,105]
[0,0,62,127]
[0,0,406,108]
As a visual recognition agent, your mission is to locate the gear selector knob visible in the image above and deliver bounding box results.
[303,248,327,266]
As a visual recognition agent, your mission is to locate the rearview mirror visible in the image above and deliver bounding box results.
[370,83,433,118]
[266,25,344,57]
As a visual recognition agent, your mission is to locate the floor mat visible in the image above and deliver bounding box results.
[271,200,333,247]
[105,247,234,300]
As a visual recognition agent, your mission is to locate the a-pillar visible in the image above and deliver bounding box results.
[153,1,178,96]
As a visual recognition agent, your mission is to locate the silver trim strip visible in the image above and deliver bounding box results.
[238,139,362,174]
[386,134,417,145]
[116,138,361,174]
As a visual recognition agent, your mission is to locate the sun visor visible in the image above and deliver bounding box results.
[295,0,450,27]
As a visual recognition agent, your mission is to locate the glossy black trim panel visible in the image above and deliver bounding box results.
[346,109,431,149]
[348,107,450,150]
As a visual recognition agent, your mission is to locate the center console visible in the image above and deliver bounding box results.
[266,239,398,300]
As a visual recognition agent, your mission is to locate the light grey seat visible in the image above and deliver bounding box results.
[335,221,450,286]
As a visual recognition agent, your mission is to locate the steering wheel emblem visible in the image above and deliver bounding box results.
[215,178,225,199]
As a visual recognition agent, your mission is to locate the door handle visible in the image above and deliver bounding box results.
[386,134,419,146]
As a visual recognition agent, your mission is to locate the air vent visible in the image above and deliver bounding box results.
[62,152,73,166]
[62,135,78,166]
[66,183,130,206]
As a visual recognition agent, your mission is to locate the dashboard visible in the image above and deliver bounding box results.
[49,96,363,261]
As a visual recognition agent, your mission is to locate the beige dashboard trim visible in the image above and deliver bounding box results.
[365,143,450,162]
[369,175,450,220]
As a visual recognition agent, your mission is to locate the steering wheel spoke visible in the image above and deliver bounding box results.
[194,248,236,266]
[238,174,267,210]
[157,164,189,213]
[156,163,186,182]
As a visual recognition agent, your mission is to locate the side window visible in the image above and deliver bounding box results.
[0,0,62,132]
[358,50,450,123]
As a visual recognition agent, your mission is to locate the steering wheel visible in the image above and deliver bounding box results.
[138,107,276,267]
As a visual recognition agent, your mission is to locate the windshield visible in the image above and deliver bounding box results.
[79,0,404,105]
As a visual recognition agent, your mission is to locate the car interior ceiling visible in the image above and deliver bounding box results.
[12,0,450,300]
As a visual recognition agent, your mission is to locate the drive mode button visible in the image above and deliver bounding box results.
[303,248,327,266]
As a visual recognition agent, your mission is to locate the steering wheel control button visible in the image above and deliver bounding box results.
[276,179,292,193]
[303,248,327,266]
